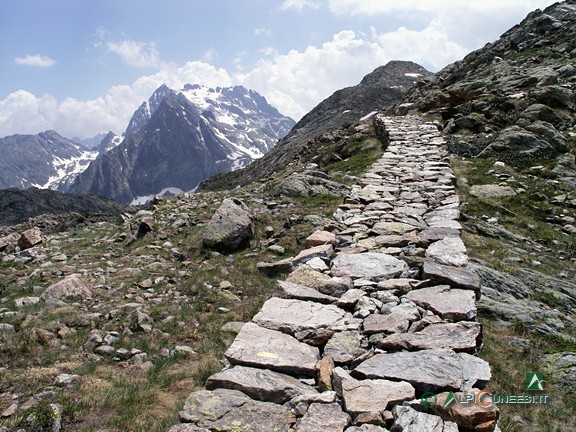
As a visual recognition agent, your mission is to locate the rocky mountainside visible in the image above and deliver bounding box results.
[392,0,576,168]
[200,60,432,190]
[0,131,97,191]
[96,132,123,154]
[0,188,129,226]
[68,84,295,204]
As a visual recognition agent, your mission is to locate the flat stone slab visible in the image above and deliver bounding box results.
[377,322,482,353]
[371,221,419,235]
[352,349,491,392]
[253,297,350,335]
[392,405,458,432]
[297,403,350,432]
[206,365,318,404]
[293,244,334,266]
[331,253,408,280]
[224,322,320,376]
[406,285,477,321]
[323,331,367,365]
[179,389,295,432]
[363,312,410,335]
[340,374,415,416]
[305,230,338,247]
[422,260,481,298]
[426,237,468,267]
[276,280,338,304]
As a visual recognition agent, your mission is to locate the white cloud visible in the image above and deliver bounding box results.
[280,0,321,12]
[327,0,554,16]
[328,0,558,49]
[105,39,161,68]
[238,30,390,120]
[0,62,232,138]
[14,54,56,68]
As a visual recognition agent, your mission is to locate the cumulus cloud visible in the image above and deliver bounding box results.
[280,0,321,12]
[0,62,232,138]
[328,0,557,49]
[105,39,161,68]
[14,54,56,68]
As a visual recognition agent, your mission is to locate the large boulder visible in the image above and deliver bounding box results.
[202,198,253,251]
[477,126,558,161]
[18,227,43,250]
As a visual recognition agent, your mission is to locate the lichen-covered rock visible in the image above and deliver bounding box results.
[40,275,92,306]
[202,198,253,251]
[178,389,295,432]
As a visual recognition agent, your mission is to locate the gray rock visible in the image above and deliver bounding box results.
[331,253,408,280]
[352,349,491,392]
[293,244,334,266]
[287,266,352,297]
[0,323,15,333]
[377,322,482,353]
[206,365,318,404]
[324,331,367,364]
[224,322,320,376]
[178,389,295,432]
[257,258,293,275]
[252,297,350,336]
[168,425,210,432]
[40,275,92,306]
[541,352,576,395]
[202,198,253,251]
[520,103,564,126]
[406,286,476,321]
[363,312,410,335]
[338,369,415,417]
[276,280,338,305]
[275,171,350,198]
[469,184,516,199]
[221,321,245,333]
[477,126,557,161]
[422,261,481,299]
[425,238,468,267]
[297,403,351,432]
[391,405,458,432]
[345,426,388,432]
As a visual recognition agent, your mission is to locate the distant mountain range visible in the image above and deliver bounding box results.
[67,84,295,204]
[0,130,98,191]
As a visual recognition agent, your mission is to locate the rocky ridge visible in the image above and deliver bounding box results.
[391,0,576,167]
[169,116,499,432]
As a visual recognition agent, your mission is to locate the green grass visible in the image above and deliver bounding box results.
[326,149,383,178]
[479,317,576,432]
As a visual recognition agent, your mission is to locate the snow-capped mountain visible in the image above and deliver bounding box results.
[0,130,98,191]
[68,84,295,204]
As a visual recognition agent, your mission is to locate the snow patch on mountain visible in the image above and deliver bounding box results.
[32,150,97,189]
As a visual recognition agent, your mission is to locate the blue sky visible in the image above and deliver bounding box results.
[0,0,558,139]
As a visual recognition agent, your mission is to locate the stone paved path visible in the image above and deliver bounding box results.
[168,116,499,432]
